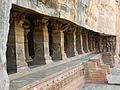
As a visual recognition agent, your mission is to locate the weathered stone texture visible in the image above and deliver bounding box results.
[86,0,117,35]
[0,0,12,90]
[0,0,120,90]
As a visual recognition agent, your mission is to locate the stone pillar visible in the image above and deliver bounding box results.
[24,28,33,62]
[86,33,90,52]
[64,31,75,57]
[14,13,29,72]
[98,36,103,52]
[33,19,53,64]
[50,30,69,61]
[60,30,69,60]
[92,35,96,51]
[49,22,68,61]
[88,34,92,51]
[73,30,79,56]
[82,33,88,53]
[49,30,62,60]
[90,35,94,51]
[76,31,82,54]
[80,32,85,54]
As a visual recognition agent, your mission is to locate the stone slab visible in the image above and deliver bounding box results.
[80,83,120,90]
[108,64,120,84]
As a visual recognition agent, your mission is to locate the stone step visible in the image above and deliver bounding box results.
[84,59,110,83]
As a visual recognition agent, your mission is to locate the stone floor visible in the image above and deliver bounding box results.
[10,53,101,90]
[108,64,120,84]
[80,83,120,90]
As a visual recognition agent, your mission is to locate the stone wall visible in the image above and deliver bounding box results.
[0,0,11,90]
[84,59,110,83]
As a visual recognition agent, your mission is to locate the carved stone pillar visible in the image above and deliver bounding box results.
[92,35,96,51]
[60,30,69,60]
[90,35,94,51]
[86,33,90,52]
[73,30,79,56]
[80,32,85,54]
[33,19,53,64]
[64,31,75,57]
[49,22,68,61]
[24,28,33,62]
[14,13,29,72]
[82,33,88,53]
[76,30,82,54]
[88,34,93,51]
[49,30,62,60]
[98,36,103,52]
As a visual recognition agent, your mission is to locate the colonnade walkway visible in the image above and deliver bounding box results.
[10,53,101,90]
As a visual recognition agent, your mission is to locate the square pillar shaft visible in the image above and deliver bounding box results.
[64,31,75,57]
[73,31,79,56]
[60,31,69,60]
[49,21,68,61]
[50,30,62,60]
[33,19,53,64]
[14,15,29,72]
[80,33,85,54]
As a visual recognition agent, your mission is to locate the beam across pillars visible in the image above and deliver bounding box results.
[32,18,53,64]
[49,21,68,61]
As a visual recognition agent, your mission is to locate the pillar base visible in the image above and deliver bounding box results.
[17,65,30,72]
[62,53,70,61]
[45,56,53,64]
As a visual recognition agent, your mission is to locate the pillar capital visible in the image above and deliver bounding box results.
[10,12,26,28]
[50,21,70,31]
[33,18,48,27]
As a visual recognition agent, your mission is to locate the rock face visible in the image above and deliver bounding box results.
[0,0,120,90]
[41,0,117,35]
[0,0,11,90]
[86,0,117,35]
